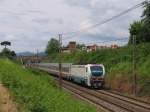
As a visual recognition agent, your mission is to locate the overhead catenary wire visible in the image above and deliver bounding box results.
[52,1,145,95]
[61,1,144,41]
[62,1,144,36]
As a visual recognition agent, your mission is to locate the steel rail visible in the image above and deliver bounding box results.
[32,65,150,112]
[97,90,150,110]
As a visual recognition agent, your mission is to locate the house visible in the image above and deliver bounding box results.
[62,41,76,53]
[86,44,98,52]
[85,44,110,52]
[62,47,70,53]
[62,41,119,53]
[68,41,76,52]
[111,44,119,49]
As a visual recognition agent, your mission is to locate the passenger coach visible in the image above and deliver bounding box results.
[34,63,105,88]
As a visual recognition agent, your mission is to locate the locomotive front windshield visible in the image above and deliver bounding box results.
[90,66,103,76]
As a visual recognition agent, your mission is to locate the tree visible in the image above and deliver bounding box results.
[141,0,150,42]
[1,41,11,48]
[128,21,143,44]
[129,1,150,44]
[45,38,60,55]
[0,48,16,57]
[142,0,150,25]
[76,44,85,50]
[10,51,16,57]
[0,41,16,59]
[1,48,11,57]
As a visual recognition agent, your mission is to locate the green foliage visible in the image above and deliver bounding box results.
[129,21,144,44]
[49,43,150,96]
[0,48,16,58]
[110,62,132,74]
[138,55,150,77]
[142,1,150,25]
[129,1,150,44]
[45,38,59,55]
[76,44,85,50]
[0,41,16,59]
[0,41,11,47]
[0,59,96,112]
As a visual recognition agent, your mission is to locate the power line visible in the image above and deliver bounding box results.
[132,35,137,96]
[61,1,144,40]
[58,34,62,90]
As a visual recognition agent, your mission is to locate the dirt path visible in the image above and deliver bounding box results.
[0,84,18,112]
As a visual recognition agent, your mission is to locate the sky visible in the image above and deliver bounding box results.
[0,0,143,53]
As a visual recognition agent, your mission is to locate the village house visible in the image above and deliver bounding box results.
[62,42,119,53]
[111,44,119,49]
[62,41,76,53]
[84,44,118,52]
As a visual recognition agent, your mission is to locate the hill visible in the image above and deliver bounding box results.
[17,52,47,57]
[17,52,34,56]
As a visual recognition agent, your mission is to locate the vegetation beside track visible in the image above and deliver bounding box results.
[47,43,150,97]
[44,1,150,98]
[0,59,96,112]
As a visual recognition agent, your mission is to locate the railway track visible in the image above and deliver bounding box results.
[106,90,150,104]
[62,80,150,112]
[97,90,150,110]
[33,66,150,112]
[62,82,120,112]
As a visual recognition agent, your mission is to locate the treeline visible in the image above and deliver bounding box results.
[129,1,150,44]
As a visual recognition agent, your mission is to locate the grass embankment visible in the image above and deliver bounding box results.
[48,43,150,97]
[0,59,96,112]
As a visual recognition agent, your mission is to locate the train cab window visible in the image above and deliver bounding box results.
[90,66,103,76]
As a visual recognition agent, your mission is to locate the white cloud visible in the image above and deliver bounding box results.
[0,0,143,52]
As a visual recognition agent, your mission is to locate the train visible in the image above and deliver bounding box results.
[33,63,105,88]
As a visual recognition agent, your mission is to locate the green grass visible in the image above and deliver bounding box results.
[0,59,96,112]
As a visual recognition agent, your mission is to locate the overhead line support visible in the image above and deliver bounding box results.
[59,34,62,90]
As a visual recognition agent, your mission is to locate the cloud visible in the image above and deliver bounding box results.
[64,0,142,41]
[64,0,90,7]
[32,18,50,24]
[26,10,45,14]
[0,0,143,52]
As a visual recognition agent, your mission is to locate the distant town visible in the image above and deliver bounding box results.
[62,41,119,53]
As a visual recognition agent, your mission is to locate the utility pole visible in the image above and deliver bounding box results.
[59,34,62,89]
[37,49,39,63]
[37,49,39,58]
[132,35,137,96]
